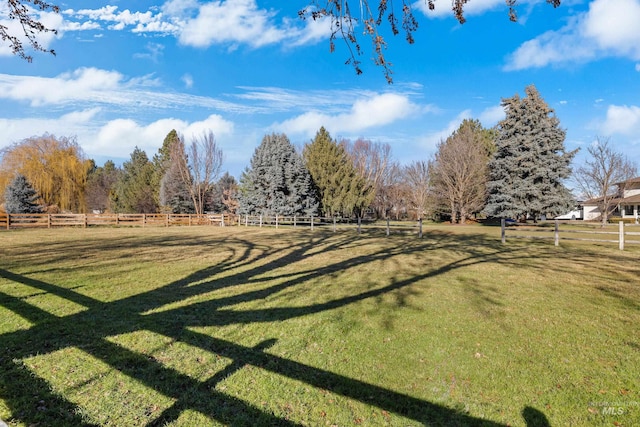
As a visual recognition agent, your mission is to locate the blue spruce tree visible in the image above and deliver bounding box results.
[485,85,576,221]
[4,174,43,213]
[239,133,318,216]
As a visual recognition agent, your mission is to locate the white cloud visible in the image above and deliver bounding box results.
[287,15,333,47]
[63,1,328,51]
[506,0,640,70]
[133,43,165,62]
[68,6,171,33]
[177,0,286,48]
[92,114,234,156]
[0,111,236,164]
[274,93,417,136]
[478,105,504,126]
[418,110,472,150]
[0,68,254,113]
[602,105,640,135]
[181,73,194,89]
[0,68,123,105]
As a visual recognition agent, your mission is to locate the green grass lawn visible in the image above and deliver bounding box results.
[0,224,638,426]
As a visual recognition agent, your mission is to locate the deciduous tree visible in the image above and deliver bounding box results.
[171,130,223,215]
[403,160,432,220]
[574,137,638,226]
[485,85,576,221]
[344,138,391,218]
[0,134,90,212]
[431,119,494,224]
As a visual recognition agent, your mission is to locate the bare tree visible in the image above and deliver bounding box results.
[373,160,403,219]
[344,138,392,217]
[403,160,432,220]
[172,131,224,215]
[432,119,492,224]
[1,0,59,61]
[574,137,638,227]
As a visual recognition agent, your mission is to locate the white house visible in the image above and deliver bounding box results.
[582,177,640,222]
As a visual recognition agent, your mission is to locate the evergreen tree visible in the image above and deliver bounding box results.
[4,174,43,213]
[157,132,195,214]
[485,85,576,221]
[153,129,181,207]
[239,133,318,216]
[303,127,364,217]
[85,160,122,213]
[209,172,238,213]
[112,147,158,213]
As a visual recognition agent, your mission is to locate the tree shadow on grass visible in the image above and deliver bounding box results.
[0,228,568,426]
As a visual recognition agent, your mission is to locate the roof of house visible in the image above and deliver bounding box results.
[583,194,640,205]
[613,176,640,186]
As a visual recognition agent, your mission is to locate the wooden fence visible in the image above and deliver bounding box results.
[238,214,426,237]
[501,219,640,250]
[0,213,235,230]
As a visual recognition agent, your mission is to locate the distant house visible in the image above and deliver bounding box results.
[582,177,640,222]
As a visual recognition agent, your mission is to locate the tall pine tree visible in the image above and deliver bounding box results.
[485,85,576,221]
[303,127,365,217]
[4,174,43,213]
[239,133,318,216]
[112,147,158,213]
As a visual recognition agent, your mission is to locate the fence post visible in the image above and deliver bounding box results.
[275,214,278,229]
[84,214,87,228]
[554,220,559,246]
[310,215,314,231]
[259,215,263,227]
[166,214,169,227]
[221,214,225,227]
[619,221,625,251]
[501,219,506,244]
[143,214,146,227]
[357,217,361,234]
[245,214,248,227]
[333,216,336,232]
[386,217,390,236]
[48,214,51,229]
[418,218,423,239]
[7,214,10,230]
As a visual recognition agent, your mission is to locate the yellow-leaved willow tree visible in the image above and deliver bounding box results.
[0,134,92,213]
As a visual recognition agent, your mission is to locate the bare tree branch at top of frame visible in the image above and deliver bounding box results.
[299,0,562,82]
[1,0,59,62]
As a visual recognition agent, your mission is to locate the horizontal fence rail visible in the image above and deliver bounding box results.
[0,213,235,230]
[238,214,425,237]
[501,219,640,250]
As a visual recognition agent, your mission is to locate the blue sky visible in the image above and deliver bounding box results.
[1,0,639,180]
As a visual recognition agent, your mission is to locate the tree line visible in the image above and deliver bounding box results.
[1,85,637,223]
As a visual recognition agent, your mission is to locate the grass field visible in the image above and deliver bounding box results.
[0,224,638,426]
